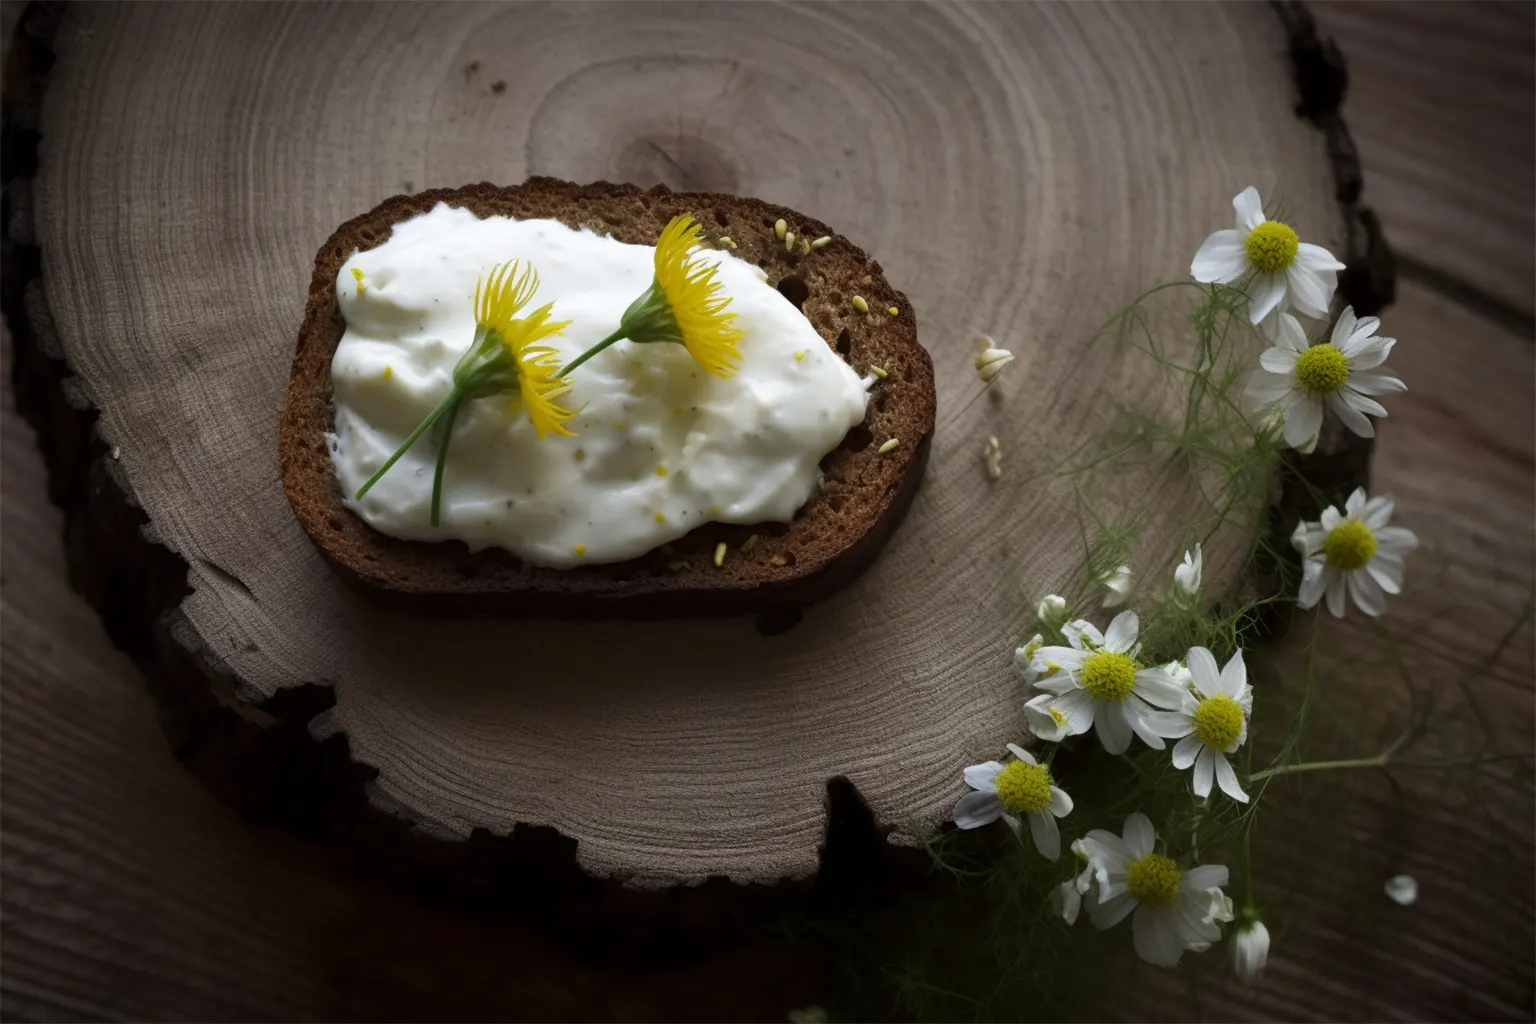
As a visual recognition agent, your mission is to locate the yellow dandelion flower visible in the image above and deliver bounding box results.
[474,259,539,335]
[559,214,746,380]
[651,214,745,377]
[499,302,576,438]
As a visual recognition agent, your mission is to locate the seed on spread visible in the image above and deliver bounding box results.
[654,511,666,523]
[878,438,900,454]
[741,534,761,553]
[794,350,807,361]
[869,365,889,378]
[574,544,586,557]
[784,231,795,251]
[382,365,394,380]
[888,306,899,316]
[655,466,668,477]
[713,542,728,567]
[774,218,787,240]
[851,295,869,314]
[810,236,831,250]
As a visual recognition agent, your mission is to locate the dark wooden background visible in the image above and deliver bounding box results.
[3,2,1532,1020]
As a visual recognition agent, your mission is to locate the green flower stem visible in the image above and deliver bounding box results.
[1248,752,1390,783]
[429,393,464,527]
[559,325,630,378]
[353,388,461,501]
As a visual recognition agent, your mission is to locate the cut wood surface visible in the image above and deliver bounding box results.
[1310,1,1536,318]
[20,1,1346,886]
[4,1,1532,1020]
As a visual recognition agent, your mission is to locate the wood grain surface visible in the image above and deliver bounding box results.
[4,1,1533,1020]
[24,1,1340,886]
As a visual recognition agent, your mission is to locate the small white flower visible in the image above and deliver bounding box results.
[1013,633,1046,688]
[1023,612,1188,755]
[983,434,1003,480]
[974,335,1015,384]
[1146,647,1254,803]
[1173,544,1203,603]
[1384,874,1418,906]
[1083,812,1233,967]
[1036,593,1069,629]
[1245,308,1406,454]
[1190,186,1346,324]
[1292,487,1418,617]
[953,743,1074,859]
[1099,564,1132,608]
[1230,918,1270,983]
[1052,838,1101,925]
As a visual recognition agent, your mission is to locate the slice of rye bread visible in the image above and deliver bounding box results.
[279,178,936,617]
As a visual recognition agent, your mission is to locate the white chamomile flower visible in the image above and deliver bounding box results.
[953,743,1073,859]
[1147,647,1254,803]
[1037,593,1069,629]
[1191,186,1346,324]
[1013,633,1045,688]
[1230,916,1270,983]
[1084,812,1233,967]
[1292,487,1418,617]
[1173,544,1203,603]
[1246,308,1406,453]
[1023,612,1188,755]
[1099,564,1132,608]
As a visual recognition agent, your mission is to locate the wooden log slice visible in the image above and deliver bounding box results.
[12,1,1383,892]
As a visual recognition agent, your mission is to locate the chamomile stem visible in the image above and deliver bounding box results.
[558,326,629,377]
[354,389,461,500]
[1248,752,1390,783]
[428,393,464,527]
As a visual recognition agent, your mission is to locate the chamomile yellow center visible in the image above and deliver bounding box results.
[1293,344,1351,394]
[1244,221,1299,273]
[1324,519,1377,571]
[1192,694,1244,750]
[1126,853,1182,908]
[1081,651,1138,702]
[994,760,1053,816]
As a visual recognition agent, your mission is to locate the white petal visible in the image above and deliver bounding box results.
[1325,573,1348,618]
[1126,702,1167,750]
[1329,305,1358,347]
[1362,496,1395,529]
[1297,562,1329,609]
[1028,811,1061,860]
[1103,610,1139,652]
[1006,743,1037,766]
[1123,812,1155,858]
[1271,311,1310,353]
[1172,733,1204,769]
[1132,668,1188,710]
[1213,753,1249,802]
[1321,504,1345,530]
[1063,620,1104,650]
[1348,370,1407,395]
[1367,558,1402,595]
[1052,688,1097,735]
[1232,187,1266,232]
[1347,569,1387,616]
[1374,526,1419,555]
[1186,646,1221,698]
[1053,880,1082,925]
[1286,263,1336,318]
[1384,874,1418,906]
[1133,906,1185,967]
[1348,338,1397,371]
[1217,649,1247,699]
[1191,230,1248,284]
[1295,241,1346,272]
[953,790,1002,829]
[1244,369,1296,407]
[1048,786,1074,818]
[1283,394,1323,452]
[1259,346,1300,374]
[963,761,1005,793]
[1000,811,1024,841]
[1193,747,1215,797]
[1095,699,1133,755]
[1248,271,1287,325]
[1089,891,1137,930]
[1339,387,1388,420]
[1327,390,1376,438]
[1183,864,1230,891]
[1345,487,1367,516]
[1143,709,1195,740]
[1032,672,1077,697]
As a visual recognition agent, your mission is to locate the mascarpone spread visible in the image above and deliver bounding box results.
[328,203,869,569]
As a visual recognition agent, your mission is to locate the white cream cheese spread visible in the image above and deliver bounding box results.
[329,203,869,569]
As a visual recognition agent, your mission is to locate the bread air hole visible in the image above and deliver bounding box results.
[775,274,809,311]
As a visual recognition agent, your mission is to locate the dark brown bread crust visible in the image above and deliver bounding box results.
[278,178,935,615]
